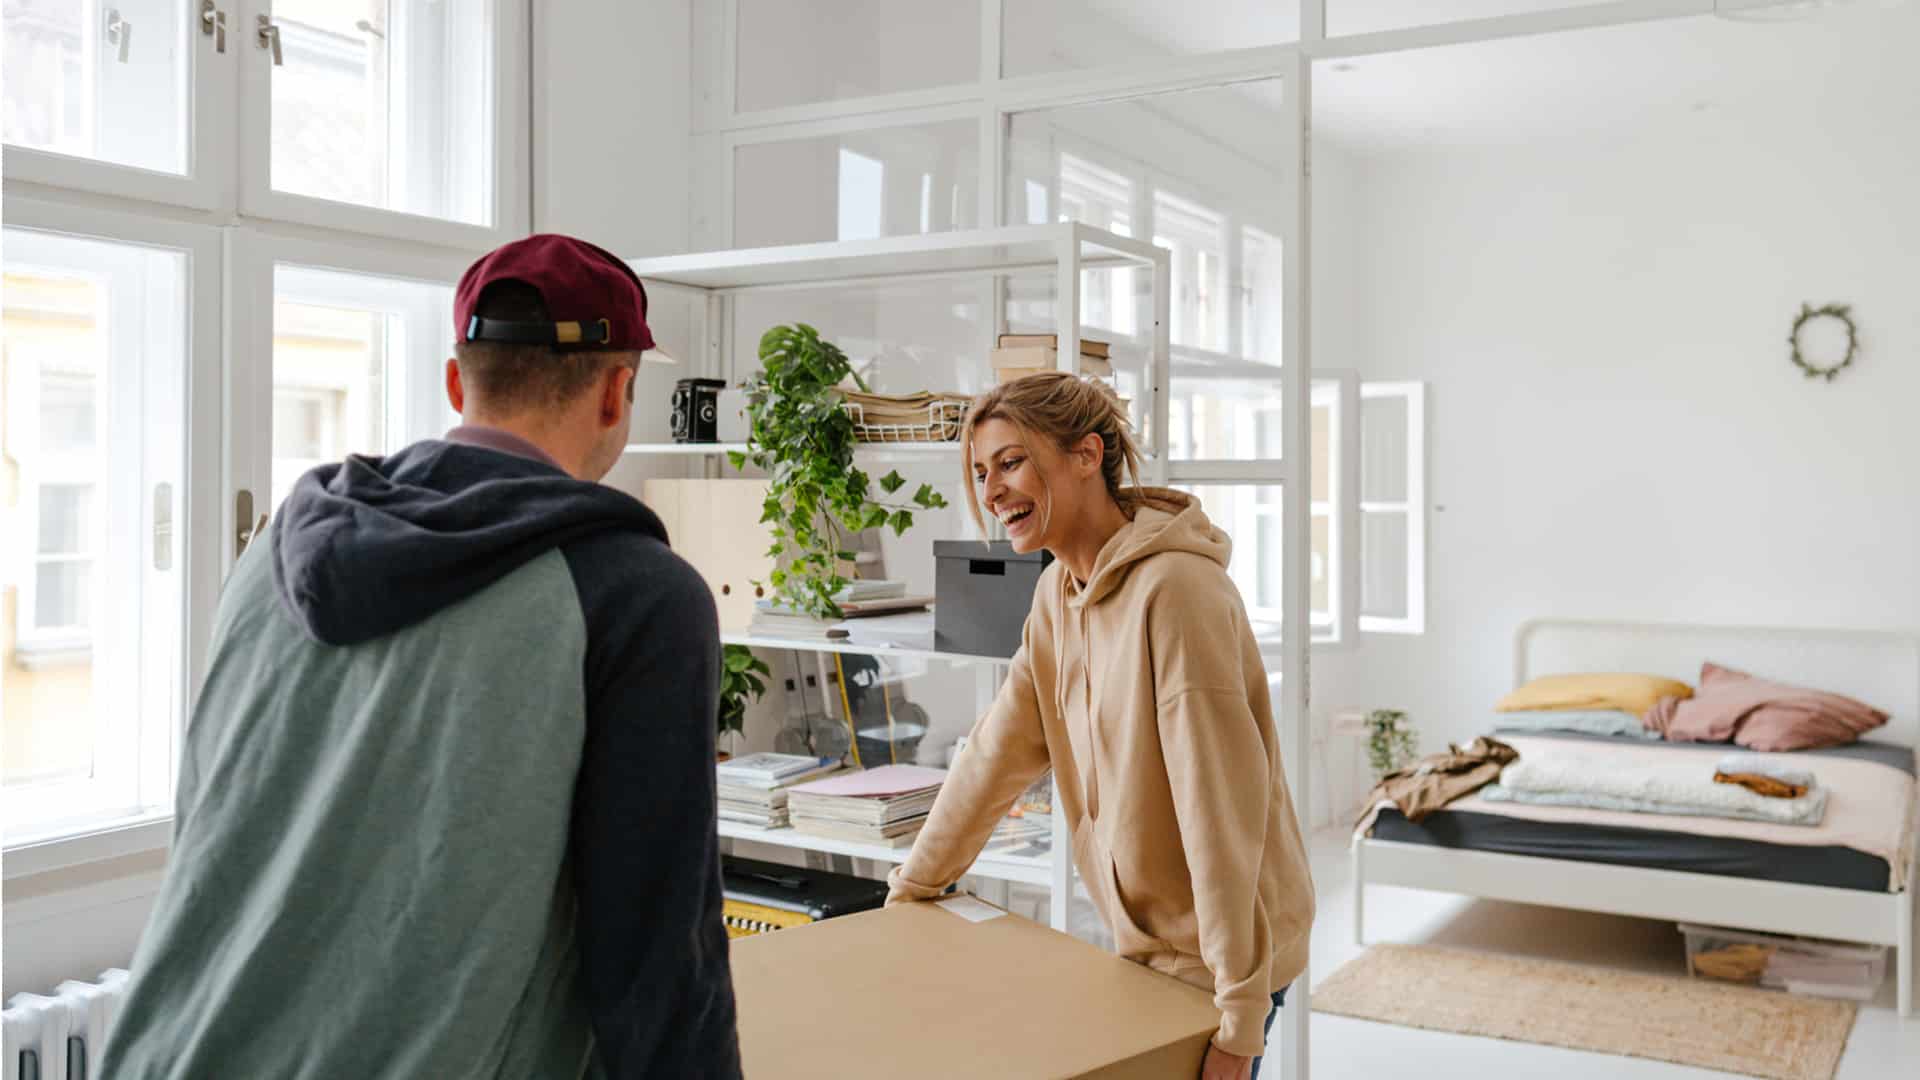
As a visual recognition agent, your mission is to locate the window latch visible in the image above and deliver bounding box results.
[199,1,226,54]
[104,9,132,63]
[256,14,284,66]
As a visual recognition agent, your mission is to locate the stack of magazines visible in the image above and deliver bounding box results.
[715,753,845,829]
[787,764,945,848]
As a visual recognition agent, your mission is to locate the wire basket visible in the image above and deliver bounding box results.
[841,397,968,443]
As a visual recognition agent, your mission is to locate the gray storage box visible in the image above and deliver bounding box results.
[934,541,1053,659]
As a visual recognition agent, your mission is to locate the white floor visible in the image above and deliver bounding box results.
[1284,826,1920,1078]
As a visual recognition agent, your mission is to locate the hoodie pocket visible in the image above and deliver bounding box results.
[1071,818,1164,958]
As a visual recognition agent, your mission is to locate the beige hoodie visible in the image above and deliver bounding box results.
[887,488,1315,1056]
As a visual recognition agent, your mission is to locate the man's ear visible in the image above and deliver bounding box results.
[445,358,465,415]
[599,362,635,428]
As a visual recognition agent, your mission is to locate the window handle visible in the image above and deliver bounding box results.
[235,490,268,559]
[200,1,226,54]
[256,14,284,66]
[104,9,132,63]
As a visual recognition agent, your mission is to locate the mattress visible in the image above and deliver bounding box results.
[1363,733,1917,893]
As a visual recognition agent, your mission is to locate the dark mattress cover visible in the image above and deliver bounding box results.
[1368,733,1914,893]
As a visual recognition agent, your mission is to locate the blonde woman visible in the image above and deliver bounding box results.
[887,372,1315,1080]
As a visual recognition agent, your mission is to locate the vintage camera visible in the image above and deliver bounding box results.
[670,378,726,443]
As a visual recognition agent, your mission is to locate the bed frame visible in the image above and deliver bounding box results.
[1351,618,1918,1017]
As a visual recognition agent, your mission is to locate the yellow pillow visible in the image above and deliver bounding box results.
[1496,673,1693,718]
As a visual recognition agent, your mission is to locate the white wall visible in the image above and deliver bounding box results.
[1312,104,1920,757]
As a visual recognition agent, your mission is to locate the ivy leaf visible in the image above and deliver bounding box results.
[911,483,941,508]
[728,451,747,470]
[889,510,913,535]
[766,542,784,558]
[879,471,906,495]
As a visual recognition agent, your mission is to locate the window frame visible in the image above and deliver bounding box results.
[1358,380,1428,636]
[2,0,238,211]
[0,198,224,855]
[236,0,531,250]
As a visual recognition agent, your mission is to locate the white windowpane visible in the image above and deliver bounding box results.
[1004,1,1298,78]
[1310,403,1330,502]
[736,0,980,112]
[1362,394,1410,502]
[37,483,93,553]
[270,0,494,225]
[1311,512,1331,617]
[34,560,90,629]
[1362,511,1410,620]
[38,373,97,455]
[2,228,186,809]
[1172,484,1283,642]
[272,266,455,514]
[3,0,189,173]
[733,121,978,248]
[838,149,885,241]
[1329,0,1594,37]
[1241,227,1282,364]
[1007,81,1286,462]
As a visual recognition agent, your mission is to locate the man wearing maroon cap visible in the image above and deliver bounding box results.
[107,235,742,1079]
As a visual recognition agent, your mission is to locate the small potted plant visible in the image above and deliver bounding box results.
[717,644,771,758]
[1365,709,1418,779]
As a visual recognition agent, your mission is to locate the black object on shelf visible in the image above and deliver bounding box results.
[671,377,727,443]
[933,541,1054,659]
[721,854,890,924]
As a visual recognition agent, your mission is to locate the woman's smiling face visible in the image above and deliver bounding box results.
[970,417,1054,553]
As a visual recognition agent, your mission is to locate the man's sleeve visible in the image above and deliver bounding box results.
[564,537,741,1079]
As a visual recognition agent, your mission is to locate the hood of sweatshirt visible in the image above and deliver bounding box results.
[1067,487,1233,609]
[270,437,668,646]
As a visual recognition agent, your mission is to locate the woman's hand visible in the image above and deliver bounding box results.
[1200,1043,1252,1080]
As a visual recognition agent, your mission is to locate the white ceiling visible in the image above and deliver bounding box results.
[1311,1,1920,153]
[1058,2,1917,157]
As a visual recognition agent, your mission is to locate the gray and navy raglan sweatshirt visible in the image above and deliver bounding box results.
[104,428,741,1079]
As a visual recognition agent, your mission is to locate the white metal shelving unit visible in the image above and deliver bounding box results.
[623,222,1170,931]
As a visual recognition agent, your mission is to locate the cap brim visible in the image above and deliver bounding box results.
[642,345,679,365]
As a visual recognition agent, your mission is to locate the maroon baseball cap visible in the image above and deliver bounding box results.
[454,233,665,355]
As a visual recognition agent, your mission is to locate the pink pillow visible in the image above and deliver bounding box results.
[1645,662,1887,751]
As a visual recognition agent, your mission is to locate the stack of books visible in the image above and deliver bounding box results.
[991,333,1114,384]
[787,764,946,848]
[716,753,846,829]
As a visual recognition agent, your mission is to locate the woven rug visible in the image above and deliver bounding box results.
[1313,944,1856,1080]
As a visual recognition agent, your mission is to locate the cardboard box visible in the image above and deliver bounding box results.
[730,898,1219,1079]
[640,478,774,631]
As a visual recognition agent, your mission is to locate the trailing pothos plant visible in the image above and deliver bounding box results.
[718,643,770,743]
[729,323,948,620]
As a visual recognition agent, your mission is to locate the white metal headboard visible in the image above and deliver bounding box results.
[1515,619,1920,749]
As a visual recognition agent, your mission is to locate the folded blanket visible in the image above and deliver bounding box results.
[1484,755,1828,826]
[1489,709,1660,740]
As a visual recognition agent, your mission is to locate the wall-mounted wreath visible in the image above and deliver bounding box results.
[1789,302,1859,382]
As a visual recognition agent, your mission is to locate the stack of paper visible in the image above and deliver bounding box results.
[787,765,946,848]
[833,609,936,651]
[839,390,972,443]
[716,754,846,828]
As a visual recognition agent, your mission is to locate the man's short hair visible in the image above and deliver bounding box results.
[453,281,638,413]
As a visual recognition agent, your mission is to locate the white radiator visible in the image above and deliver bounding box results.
[2,970,128,1080]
